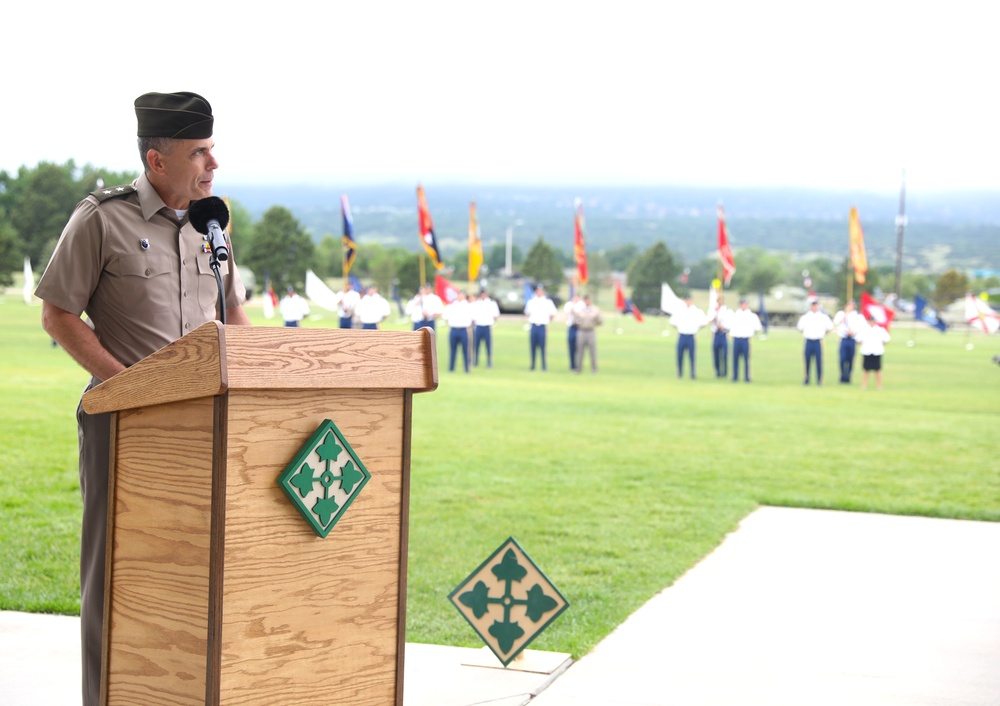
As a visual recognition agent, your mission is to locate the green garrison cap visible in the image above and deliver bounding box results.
[134,91,213,139]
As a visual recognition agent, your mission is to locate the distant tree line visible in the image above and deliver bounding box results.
[2,161,996,309]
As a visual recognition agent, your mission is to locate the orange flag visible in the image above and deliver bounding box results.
[849,206,868,285]
[468,201,483,281]
[574,198,588,285]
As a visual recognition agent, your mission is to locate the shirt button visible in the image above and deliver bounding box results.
[183,291,188,298]
[145,268,151,276]
[185,323,190,330]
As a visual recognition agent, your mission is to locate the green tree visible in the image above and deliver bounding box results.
[7,161,81,265]
[244,206,314,293]
[604,243,639,272]
[314,234,343,280]
[225,197,255,259]
[833,257,881,305]
[899,272,933,301]
[627,241,680,312]
[733,247,783,296]
[520,236,564,288]
[933,269,969,309]
[396,253,422,295]
[485,242,522,274]
[685,256,716,289]
[585,251,612,293]
[0,210,21,287]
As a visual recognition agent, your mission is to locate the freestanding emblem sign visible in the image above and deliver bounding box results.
[277,418,372,538]
[449,537,569,666]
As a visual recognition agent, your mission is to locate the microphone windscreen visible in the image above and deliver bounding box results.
[189,196,231,235]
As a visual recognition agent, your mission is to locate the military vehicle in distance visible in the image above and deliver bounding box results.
[481,273,562,314]
[752,285,835,327]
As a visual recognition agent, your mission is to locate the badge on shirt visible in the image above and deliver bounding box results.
[140,239,150,250]
[201,242,211,254]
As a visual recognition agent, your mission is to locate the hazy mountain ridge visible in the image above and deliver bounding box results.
[223,183,1000,272]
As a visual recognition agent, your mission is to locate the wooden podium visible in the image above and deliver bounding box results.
[82,322,438,705]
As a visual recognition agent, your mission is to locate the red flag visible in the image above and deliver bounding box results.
[627,299,645,322]
[434,274,460,304]
[574,198,588,285]
[861,291,895,330]
[717,204,736,286]
[417,184,444,269]
[614,280,626,311]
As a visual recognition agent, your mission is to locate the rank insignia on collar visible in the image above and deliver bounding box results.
[140,239,150,250]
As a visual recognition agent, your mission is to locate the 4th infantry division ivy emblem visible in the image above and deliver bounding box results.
[277,419,371,538]
[449,537,569,666]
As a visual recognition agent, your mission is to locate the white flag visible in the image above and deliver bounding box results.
[304,270,343,312]
[966,294,1000,334]
[23,257,34,305]
[660,282,683,315]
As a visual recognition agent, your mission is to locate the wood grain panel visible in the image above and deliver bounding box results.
[82,322,226,415]
[223,327,437,393]
[217,389,407,705]
[105,398,216,705]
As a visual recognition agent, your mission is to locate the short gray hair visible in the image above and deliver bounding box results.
[137,136,174,172]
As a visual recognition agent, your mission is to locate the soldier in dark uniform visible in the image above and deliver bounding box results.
[35,91,251,706]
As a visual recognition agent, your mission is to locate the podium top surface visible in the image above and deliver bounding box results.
[82,321,438,414]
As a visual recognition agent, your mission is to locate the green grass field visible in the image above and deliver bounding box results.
[1,292,998,659]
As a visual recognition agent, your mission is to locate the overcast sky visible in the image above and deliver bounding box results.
[2,1,994,194]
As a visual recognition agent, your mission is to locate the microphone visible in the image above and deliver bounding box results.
[189,196,231,262]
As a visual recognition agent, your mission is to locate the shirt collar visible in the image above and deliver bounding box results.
[135,172,172,223]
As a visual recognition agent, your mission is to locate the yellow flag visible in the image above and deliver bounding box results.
[468,201,483,281]
[849,207,867,285]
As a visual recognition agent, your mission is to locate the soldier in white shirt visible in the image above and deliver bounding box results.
[833,299,865,384]
[728,297,762,382]
[563,293,583,371]
[796,298,834,385]
[669,294,708,379]
[471,290,501,367]
[356,284,391,330]
[337,282,360,329]
[859,317,891,390]
[442,290,474,372]
[524,284,558,371]
[404,283,443,331]
[279,286,310,327]
[711,295,732,378]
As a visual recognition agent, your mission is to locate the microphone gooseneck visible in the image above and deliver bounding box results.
[189,196,231,323]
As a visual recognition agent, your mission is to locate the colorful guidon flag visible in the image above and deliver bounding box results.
[717,204,736,286]
[861,291,895,330]
[914,295,947,332]
[849,206,868,285]
[341,194,357,276]
[417,184,444,270]
[965,293,1000,334]
[468,201,483,282]
[574,198,588,285]
[435,274,461,305]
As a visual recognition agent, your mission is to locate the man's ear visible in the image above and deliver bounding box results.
[145,149,166,176]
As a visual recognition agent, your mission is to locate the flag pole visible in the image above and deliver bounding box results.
[893,169,907,299]
[419,252,426,287]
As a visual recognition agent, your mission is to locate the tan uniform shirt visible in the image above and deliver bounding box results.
[35,173,246,367]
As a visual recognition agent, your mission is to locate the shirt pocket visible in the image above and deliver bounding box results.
[196,256,231,314]
[114,253,178,313]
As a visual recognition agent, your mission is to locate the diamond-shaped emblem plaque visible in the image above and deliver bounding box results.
[448,537,569,666]
[277,419,371,538]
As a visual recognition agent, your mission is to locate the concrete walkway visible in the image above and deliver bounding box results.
[3,507,998,705]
